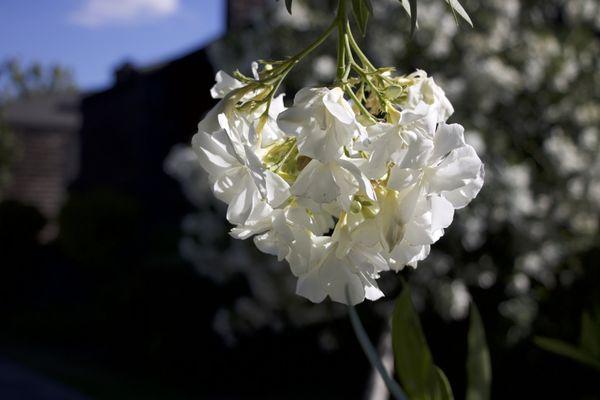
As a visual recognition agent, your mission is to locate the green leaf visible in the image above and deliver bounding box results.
[276,0,293,14]
[466,303,492,400]
[352,0,372,37]
[434,367,454,400]
[445,0,473,27]
[392,283,442,400]
[580,311,600,358]
[534,336,600,373]
[408,0,418,36]
[399,0,411,16]
[398,0,419,33]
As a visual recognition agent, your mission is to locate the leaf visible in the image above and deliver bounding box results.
[580,311,600,358]
[392,283,442,400]
[408,0,418,36]
[352,0,372,37]
[434,367,454,400]
[399,0,412,16]
[534,337,600,373]
[398,0,418,35]
[466,303,492,400]
[445,0,473,27]
[276,0,293,14]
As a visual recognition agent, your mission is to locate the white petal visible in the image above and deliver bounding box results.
[265,171,290,207]
[210,71,243,99]
[443,163,485,208]
[323,87,355,124]
[428,145,483,193]
[243,144,267,197]
[291,160,338,204]
[260,94,287,147]
[212,166,246,203]
[331,164,360,211]
[226,178,254,225]
[254,231,280,256]
[397,184,422,224]
[296,126,342,161]
[388,167,420,192]
[390,241,425,270]
[277,105,313,136]
[338,158,376,200]
[319,252,365,305]
[398,130,433,169]
[197,100,225,133]
[430,123,466,162]
[296,267,327,303]
[230,193,273,239]
[191,130,239,178]
[429,194,454,232]
[363,138,391,179]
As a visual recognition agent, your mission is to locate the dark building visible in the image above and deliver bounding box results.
[73,49,216,245]
[71,0,270,254]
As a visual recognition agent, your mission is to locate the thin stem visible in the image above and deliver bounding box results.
[345,20,376,71]
[345,84,377,123]
[340,35,357,81]
[336,0,347,81]
[290,20,338,64]
[260,15,338,86]
[344,32,355,65]
[255,16,338,121]
[347,300,408,400]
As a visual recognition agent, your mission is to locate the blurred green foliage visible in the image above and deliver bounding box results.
[535,308,600,373]
[0,59,76,101]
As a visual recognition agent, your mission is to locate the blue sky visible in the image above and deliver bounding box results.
[0,0,226,90]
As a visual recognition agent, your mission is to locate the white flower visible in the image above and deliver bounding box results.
[186,68,484,305]
[295,237,386,305]
[192,111,290,228]
[200,69,288,148]
[374,123,483,269]
[210,70,244,99]
[291,157,375,211]
[400,70,454,123]
[387,123,484,209]
[253,205,334,260]
[287,226,387,305]
[278,87,365,162]
[358,115,434,180]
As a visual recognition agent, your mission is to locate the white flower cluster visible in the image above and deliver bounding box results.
[192,67,484,305]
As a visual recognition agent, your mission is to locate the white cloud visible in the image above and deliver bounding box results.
[70,0,180,28]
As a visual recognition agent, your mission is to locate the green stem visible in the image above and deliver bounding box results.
[259,15,338,87]
[336,0,347,81]
[346,20,376,71]
[347,299,408,400]
[345,84,377,123]
[256,13,339,120]
[289,17,338,65]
